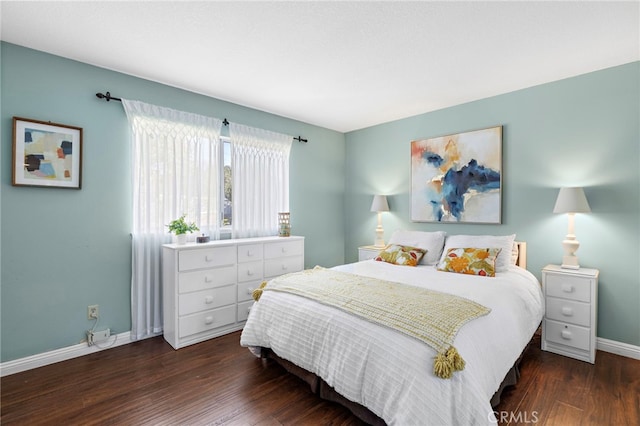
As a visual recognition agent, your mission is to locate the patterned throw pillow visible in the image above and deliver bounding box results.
[437,248,501,277]
[374,244,426,267]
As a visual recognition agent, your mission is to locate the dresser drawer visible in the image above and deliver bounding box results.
[178,246,236,271]
[179,285,236,316]
[178,265,236,293]
[264,240,304,259]
[238,300,254,322]
[179,305,236,338]
[238,243,263,263]
[237,260,263,283]
[544,319,590,351]
[546,297,590,327]
[264,256,303,278]
[238,280,261,302]
[545,273,591,302]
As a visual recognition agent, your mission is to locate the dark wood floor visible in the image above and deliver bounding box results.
[2,331,638,425]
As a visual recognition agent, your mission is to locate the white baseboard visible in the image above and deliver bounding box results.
[597,337,640,360]
[2,333,637,377]
[0,331,133,377]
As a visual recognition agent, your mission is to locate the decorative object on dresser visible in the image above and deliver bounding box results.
[553,187,591,269]
[541,264,599,363]
[162,236,304,349]
[166,215,200,245]
[278,212,291,237]
[370,195,389,247]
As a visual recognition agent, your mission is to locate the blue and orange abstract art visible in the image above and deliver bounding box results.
[411,126,502,223]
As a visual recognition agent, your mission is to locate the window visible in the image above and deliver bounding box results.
[222,137,232,229]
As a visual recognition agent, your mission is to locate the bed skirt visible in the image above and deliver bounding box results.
[259,338,530,425]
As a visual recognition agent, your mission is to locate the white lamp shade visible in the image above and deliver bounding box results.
[370,195,389,212]
[553,187,591,214]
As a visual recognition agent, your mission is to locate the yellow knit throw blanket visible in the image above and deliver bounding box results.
[252,266,491,379]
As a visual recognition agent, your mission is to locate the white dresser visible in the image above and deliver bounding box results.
[162,236,304,349]
[541,264,599,363]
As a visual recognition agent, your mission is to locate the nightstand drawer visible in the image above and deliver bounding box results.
[544,319,590,351]
[545,273,591,302]
[358,246,381,261]
[546,297,590,327]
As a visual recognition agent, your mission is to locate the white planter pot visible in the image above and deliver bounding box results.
[176,234,187,245]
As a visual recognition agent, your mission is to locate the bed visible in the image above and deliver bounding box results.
[240,232,544,425]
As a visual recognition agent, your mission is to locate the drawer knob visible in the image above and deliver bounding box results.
[561,306,573,316]
[204,276,212,283]
[561,328,572,340]
[205,316,214,324]
[282,264,288,270]
[247,270,254,276]
[205,296,214,304]
[247,288,254,295]
[247,250,253,256]
[562,284,574,293]
[281,248,287,253]
[205,255,213,262]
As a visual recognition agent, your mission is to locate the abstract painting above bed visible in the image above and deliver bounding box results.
[411,126,502,223]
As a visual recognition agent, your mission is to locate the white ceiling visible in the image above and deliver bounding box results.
[1,1,638,132]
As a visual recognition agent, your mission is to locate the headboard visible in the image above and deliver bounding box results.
[515,241,527,270]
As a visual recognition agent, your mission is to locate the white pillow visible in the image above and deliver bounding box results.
[388,230,446,265]
[438,234,516,272]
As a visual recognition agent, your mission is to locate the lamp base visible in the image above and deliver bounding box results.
[561,255,580,270]
[374,226,385,248]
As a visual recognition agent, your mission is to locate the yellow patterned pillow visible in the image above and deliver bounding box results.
[437,248,501,277]
[374,244,426,267]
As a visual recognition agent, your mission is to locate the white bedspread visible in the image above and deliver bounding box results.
[240,260,544,425]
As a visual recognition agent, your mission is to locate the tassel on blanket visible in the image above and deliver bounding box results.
[433,346,465,379]
[252,281,268,301]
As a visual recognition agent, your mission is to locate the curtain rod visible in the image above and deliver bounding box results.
[95,91,307,142]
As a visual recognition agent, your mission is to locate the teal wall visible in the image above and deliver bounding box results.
[345,62,640,347]
[0,43,345,362]
[2,42,638,363]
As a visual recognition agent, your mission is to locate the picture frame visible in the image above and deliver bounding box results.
[411,125,502,224]
[12,117,83,189]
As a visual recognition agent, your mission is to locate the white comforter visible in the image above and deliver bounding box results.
[240,260,544,425]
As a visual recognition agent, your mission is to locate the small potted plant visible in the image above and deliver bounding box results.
[167,214,199,245]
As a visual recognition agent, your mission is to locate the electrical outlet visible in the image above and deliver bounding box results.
[87,328,110,345]
[87,304,99,319]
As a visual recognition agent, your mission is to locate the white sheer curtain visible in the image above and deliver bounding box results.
[229,123,292,238]
[122,99,222,340]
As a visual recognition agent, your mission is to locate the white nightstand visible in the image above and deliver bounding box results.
[541,264,599,363]
[358,245,383,261]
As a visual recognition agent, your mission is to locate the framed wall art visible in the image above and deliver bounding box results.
[12,117,83,189]
[411,126,502,224]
